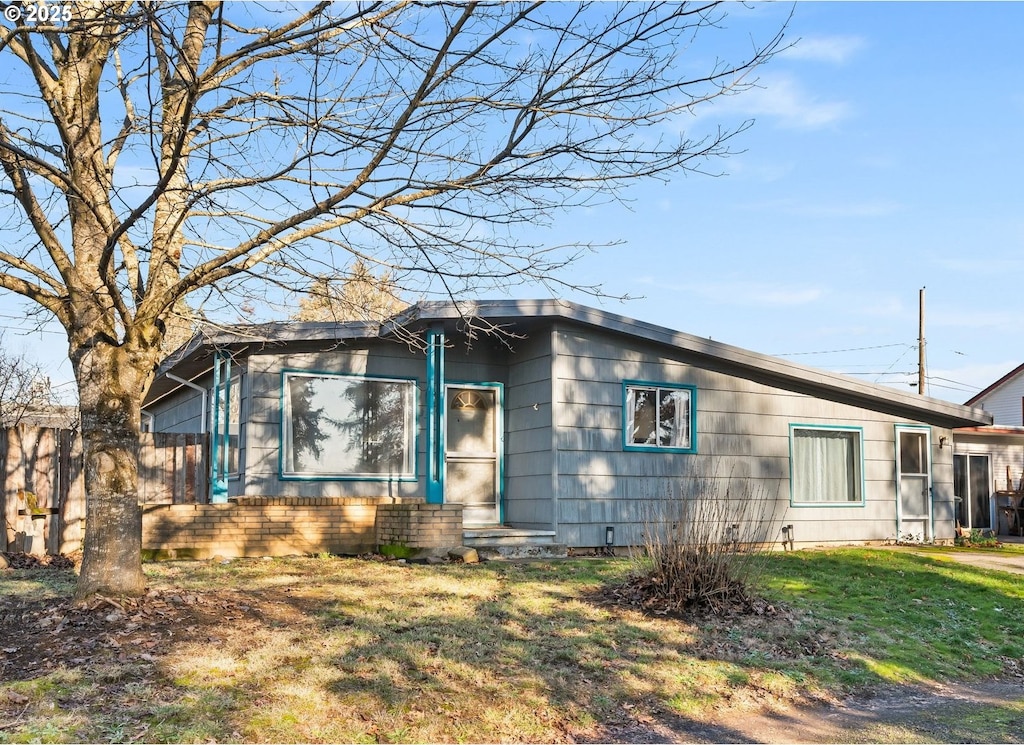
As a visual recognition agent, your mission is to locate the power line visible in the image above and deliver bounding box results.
[774,342,911,357]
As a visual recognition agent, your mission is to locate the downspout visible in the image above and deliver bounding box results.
[140,410,155,432]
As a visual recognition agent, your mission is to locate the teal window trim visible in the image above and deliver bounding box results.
[279,369,419,482]
[788,423,866,507]
[622,380,697,454]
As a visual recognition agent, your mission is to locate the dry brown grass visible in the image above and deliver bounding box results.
[3,550,1024,743]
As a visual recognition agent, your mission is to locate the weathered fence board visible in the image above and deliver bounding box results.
[138,433,209,505]
[1,426,208,555]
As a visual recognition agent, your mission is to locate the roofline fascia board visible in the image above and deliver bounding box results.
[405,299,992,428]
[150,298,992,429]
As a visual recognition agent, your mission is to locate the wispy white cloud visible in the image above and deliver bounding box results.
[745,76,851,129]
[636,277,822,307]
[783,35,866,64]
[696,74,851,131]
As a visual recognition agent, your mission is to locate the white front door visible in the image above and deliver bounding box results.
[896,426,932,541]
[445,385,501,526]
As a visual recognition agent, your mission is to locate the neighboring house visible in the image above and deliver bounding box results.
[953,366,1024,536]
[0,403,78,429]
[965,363,1024,426]
[142,299,991,556]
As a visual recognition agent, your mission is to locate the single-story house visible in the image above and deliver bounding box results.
[952,365,1024,536]
[141,299,992,558]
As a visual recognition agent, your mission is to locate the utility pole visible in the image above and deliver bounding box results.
[918,287,926,396]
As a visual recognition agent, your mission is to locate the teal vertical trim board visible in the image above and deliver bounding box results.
[210,352,222,502]
[425,328,445,503]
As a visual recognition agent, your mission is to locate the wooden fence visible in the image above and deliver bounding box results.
[1,426,208,555]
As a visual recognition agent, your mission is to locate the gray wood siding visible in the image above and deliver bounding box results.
[147,377,209,434]
[551,325,955,547]
[503,332,554,529]
[238,338,523,501]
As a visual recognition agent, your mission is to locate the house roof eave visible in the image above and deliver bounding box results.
[405,299,993,429]
[147,298,992,429]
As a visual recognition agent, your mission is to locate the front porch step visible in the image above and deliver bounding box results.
[463,527,557,546]
[463,527,568,559]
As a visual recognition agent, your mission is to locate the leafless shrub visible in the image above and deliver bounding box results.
[631,462,785,614]
[0,336,75,428]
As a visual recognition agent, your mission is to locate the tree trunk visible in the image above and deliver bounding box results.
[73,343,149,600]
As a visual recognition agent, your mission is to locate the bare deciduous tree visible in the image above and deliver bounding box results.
[0,1,785,598]
[292,259,408,323]
[0,336,73,428]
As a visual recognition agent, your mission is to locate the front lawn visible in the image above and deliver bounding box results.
[1,548,1022,743]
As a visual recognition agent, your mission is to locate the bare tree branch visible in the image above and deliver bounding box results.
[0,0,787,598]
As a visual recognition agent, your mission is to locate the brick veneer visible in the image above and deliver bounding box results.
[375,502,464,555]
[141,496,448,560]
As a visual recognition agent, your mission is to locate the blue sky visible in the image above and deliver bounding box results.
[1,2,1022,406]
[507,1,1024,404]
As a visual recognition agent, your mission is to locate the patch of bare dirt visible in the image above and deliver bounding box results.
[0,555,266,684]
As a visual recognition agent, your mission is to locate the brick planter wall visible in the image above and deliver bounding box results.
[375,502,464,557]
[141,496,422,560]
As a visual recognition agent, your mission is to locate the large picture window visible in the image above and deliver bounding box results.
[623,381,696,453]
[282,372,416,479]
[790,425,864,505]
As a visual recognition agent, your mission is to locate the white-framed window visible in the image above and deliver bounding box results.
[211,373,241,477]
[789,425,864,505]
[623,381,696,453]
[226,374,240,475]
[281,371,416,479]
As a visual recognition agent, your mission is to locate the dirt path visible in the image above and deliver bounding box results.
[582,678,1024,743]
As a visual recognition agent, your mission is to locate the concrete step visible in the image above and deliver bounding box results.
[463,527,568,559]
[463,527,558,546]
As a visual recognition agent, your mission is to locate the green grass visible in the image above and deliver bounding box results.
[2,548,1023,743]
[763,548,1024,685]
